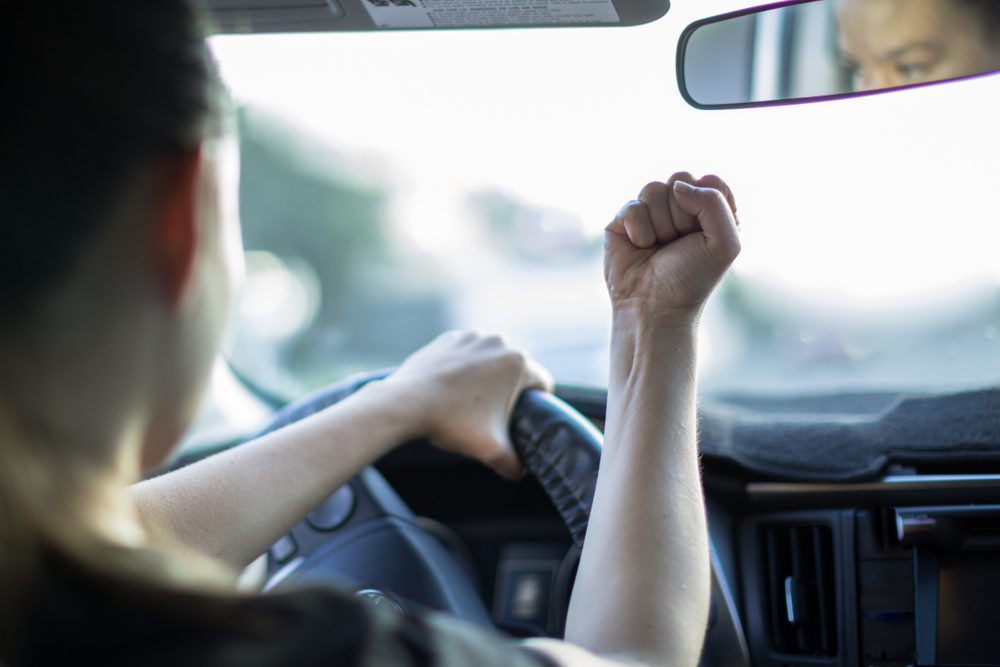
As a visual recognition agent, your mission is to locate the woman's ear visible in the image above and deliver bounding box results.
[151,146,204,307]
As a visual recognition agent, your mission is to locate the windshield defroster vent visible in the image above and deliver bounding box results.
[760,523,837,657]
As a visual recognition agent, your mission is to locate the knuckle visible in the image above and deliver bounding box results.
[638,181,669,201]
[700,175,737,208]
[503,348,529,369]
[615,199,641,219]
[622,199,646,217]
[614,201,641,229]
[622,205,643,224]
[705,187,727,205]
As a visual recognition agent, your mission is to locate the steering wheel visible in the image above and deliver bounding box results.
[256,371,602,632]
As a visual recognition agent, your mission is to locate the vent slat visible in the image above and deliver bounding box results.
[811,525,831,654]
[765,529,783,650]
[760,523,837,657]
[789,528,806,652]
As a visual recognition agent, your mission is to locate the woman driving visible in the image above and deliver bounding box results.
[0,2,741,666]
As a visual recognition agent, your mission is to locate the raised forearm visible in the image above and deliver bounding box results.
[564,311,710,667]
[130,381,415,570]
[532,175,737,667]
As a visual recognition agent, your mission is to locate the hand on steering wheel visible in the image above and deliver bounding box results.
[381,331,555,480]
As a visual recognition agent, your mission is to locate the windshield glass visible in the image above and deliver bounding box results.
[210,0,1000,397]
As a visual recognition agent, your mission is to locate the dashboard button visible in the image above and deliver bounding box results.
[271,534,297,563]
[307,485,356,531]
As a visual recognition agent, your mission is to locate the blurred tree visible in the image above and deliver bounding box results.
[235,107,445,391]
[238,106,387,299]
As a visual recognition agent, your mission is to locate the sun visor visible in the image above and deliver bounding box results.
[203,0,668,33]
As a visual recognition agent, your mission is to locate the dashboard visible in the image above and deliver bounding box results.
[230,386,1000,667]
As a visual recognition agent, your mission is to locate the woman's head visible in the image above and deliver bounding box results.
[0,3,246,648]
[836,0,1000,91]
[2,1,242,482]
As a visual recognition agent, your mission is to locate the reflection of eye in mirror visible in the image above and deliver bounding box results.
[678,0,1000,109]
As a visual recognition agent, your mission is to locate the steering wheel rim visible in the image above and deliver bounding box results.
[255,370,604,629]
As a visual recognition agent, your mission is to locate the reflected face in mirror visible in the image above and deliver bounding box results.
[836,0,1000,91]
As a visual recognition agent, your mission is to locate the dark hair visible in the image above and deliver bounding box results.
[2,1,229,321]
[958,0,1000,35]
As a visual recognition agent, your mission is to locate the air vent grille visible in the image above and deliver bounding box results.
[761,524,837,656]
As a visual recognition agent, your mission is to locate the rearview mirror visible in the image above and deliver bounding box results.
[677,0,1000,109]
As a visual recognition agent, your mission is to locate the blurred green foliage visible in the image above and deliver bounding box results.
[238,106,387,309]
[234,107,446,392]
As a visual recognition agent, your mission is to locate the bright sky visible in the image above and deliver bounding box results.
[211,0,1000,307]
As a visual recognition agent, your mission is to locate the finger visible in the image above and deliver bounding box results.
[481,332,508,350]
[664,172,700,235]
[696,174,737,213]
[606,200,647,236]
[637,181,679,244]
[696,174,740,226]
[500,349,541,412]
[605,200,628,235]
[616,200,657,249]
[671,181,741,261]
[521,357,555,394]
[487,445,527,481]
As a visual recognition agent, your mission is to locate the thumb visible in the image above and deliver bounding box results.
[487,442,527,481]
[671,180,741,261]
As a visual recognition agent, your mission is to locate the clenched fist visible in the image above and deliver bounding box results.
[605,173,741,320]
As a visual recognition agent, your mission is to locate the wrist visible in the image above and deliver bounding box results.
[611,305,700,340]
[610,307,699,386]
[352,378,429,443]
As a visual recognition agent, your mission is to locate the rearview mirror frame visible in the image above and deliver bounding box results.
[676,0,1000,111]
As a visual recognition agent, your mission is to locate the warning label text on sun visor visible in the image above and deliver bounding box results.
[360,0,620,29]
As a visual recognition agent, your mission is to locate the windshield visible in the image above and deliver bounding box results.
[210,0,1000,397]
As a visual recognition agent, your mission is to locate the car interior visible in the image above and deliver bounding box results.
[166,0,1000,665]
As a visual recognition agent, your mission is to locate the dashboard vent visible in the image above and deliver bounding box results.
[760,524,837,657]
